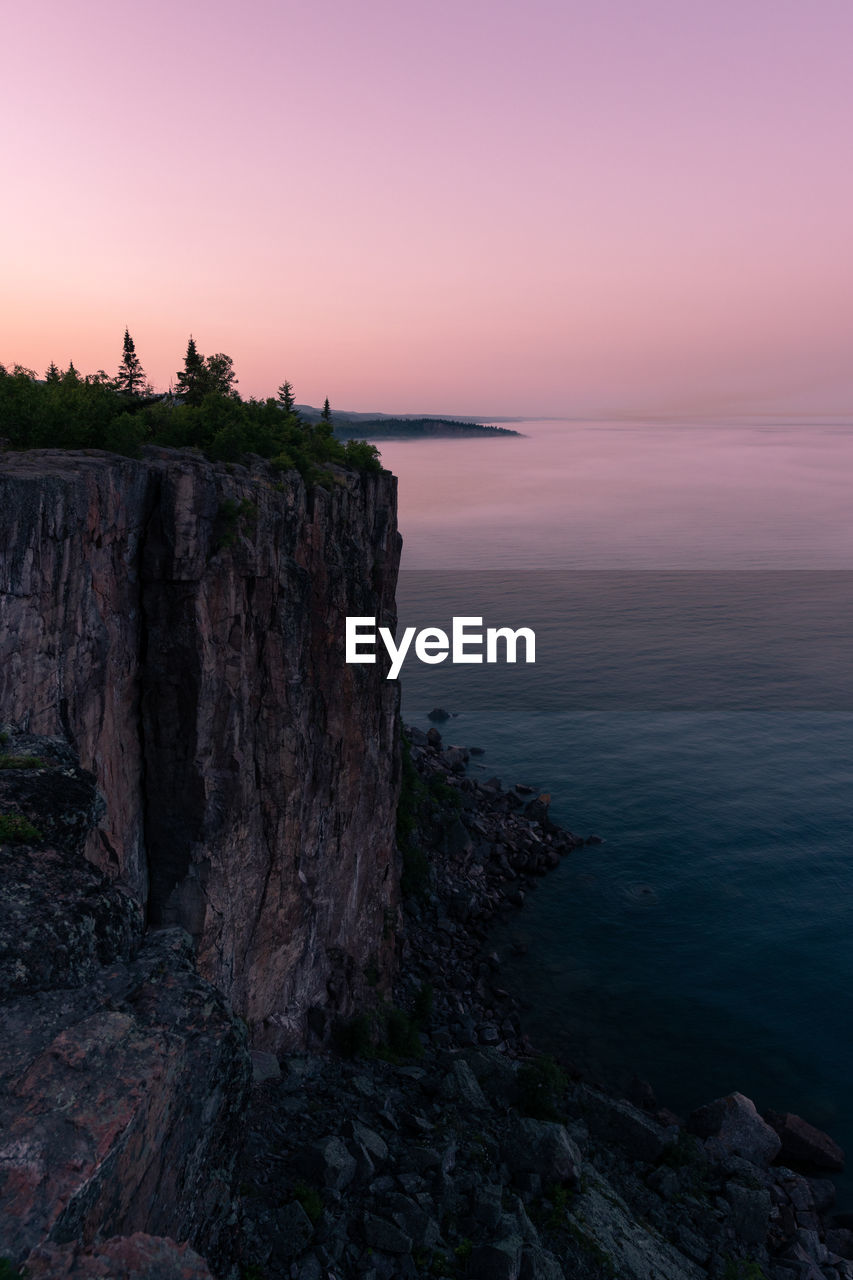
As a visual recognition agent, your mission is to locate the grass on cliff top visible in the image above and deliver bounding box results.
[0,365,382,479]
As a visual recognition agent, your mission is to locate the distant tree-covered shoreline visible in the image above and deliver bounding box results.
[0,333,380,478]
[332,417,522,440]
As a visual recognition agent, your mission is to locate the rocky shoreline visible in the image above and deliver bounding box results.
[232,723,853,1280]
[3,721,853,1279]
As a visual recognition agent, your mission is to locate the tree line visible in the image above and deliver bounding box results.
[0,331,379,477]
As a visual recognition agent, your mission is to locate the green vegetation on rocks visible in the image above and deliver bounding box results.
[293,1180,323,1225]
[0,754,45,770]
[0,340,381,476]
[334,1000,425,1062]
[0,814,42,844]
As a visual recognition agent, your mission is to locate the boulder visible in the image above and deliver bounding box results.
[807,1178,836,1213]
[520,1246,566,1280]
[272,1200,315,1257]
[566,1179,705,1280]
[250,1050,281,1083]
[363,1212,413,1254]
[688,1092,782,1166]
[725,1181,772,1245]
[469,1234,523,1280]
[297,1136,357,1190]
[442,747,469,773]
[524,795,553,828]
[578,1085,669,1162]
[349,1120,389,1164]
[765,1110,845,1172]
[825,1228,853,1260]
[503,1117,581,1185]
[445,817,474,857]
[446,1058,489,1111]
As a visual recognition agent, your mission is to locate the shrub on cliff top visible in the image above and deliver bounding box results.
[0,363,382,476]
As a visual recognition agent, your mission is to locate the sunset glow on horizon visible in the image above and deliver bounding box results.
[4,0,853,417]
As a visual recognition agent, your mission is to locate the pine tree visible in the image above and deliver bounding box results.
[45,361,60,384]
[316,397,333,438]
[116,328,147,395]
[277,380,296,414]
[176,336,207,404]
[63,362,80,385]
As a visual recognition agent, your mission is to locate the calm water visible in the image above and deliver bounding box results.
[377,418,853,1192]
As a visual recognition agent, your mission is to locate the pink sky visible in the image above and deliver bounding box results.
[3,0,853,416]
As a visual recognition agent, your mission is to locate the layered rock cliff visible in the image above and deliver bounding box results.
[0,447,401,1050]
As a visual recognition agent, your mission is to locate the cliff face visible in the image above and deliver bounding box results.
[0,448,401,1049]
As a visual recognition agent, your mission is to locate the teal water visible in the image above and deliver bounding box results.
[377,418,853,1193]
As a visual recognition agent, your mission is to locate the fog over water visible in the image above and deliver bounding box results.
[382,418,853,1199]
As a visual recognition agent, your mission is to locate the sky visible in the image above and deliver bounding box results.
[3,0,853,417]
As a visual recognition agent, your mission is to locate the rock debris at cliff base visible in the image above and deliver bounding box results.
[0,730,251,1275]
[234,727,853,1280]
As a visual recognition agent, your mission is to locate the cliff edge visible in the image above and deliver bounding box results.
[0,447,401,1050]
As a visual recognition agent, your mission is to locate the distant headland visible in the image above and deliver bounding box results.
[297,407,524,439]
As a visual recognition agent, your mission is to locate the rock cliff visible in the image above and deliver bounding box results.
[0,448,401,1049]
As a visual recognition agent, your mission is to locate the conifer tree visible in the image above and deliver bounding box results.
[317,397,333,439]
[277,380,296,414]
[63,362,80,385]
[116,328,147,395]
[176,336,207,404]
[45,361,60,384]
